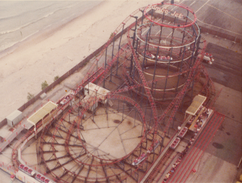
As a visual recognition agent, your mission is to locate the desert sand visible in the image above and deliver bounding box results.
[0,0,181,121]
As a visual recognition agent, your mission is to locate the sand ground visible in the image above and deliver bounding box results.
[0,0,170,122]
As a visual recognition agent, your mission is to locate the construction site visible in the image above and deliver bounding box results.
[0,1,242,183]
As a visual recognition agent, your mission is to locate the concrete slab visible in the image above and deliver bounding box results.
[207,117,242,165]
[205,43,242,92]
[0,170,22,183]
[80,107,143,159]
[214,83,242,122]
[184,0,242,38]
[205,83,242,165]
[21,141,38,168]
[0,125,13,139]
[187,152,237,183]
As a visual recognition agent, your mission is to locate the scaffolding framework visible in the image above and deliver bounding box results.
[11,2,217,183]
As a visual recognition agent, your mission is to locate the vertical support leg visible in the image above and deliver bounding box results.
[110,35,116,82]
[176,46,186,92]
[116,23,125,76]
[163,48,173,100]
[151,47,159,91]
